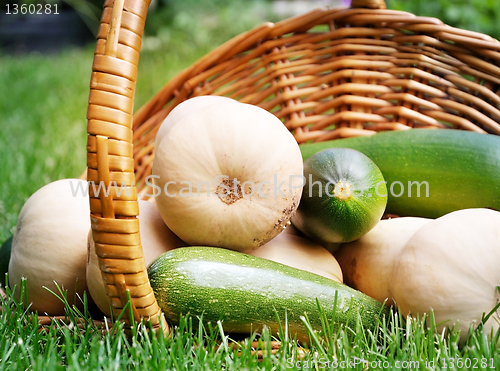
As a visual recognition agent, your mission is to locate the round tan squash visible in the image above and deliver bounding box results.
[392,208,500,343]
[334,217,431,305]
[87,200,187,317]
[8,179,90,315]
[249,226,343,283]
[154,95,237,151]
[86,231,107,315]
[138,200,188,264]
[152,100,304,252]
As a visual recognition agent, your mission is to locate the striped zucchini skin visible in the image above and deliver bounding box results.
[148,246,389,342]
[299,129,500,218]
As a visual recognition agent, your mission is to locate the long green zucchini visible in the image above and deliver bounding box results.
[148,246,389,342]
[299,129,500,218]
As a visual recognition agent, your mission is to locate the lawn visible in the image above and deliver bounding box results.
[0,43,204,243]
[1,279,499,370]
[1,0,500,369]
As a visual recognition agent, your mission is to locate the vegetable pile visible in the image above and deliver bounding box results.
[4,96,500,345]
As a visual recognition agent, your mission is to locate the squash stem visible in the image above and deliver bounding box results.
[334,180,353,201]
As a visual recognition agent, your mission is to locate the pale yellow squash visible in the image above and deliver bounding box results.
[8,179,90,315]
[154,95,236,151]
[392,208,500,343]
[334,217,431,305]
[249,226,343,283]
[152,100,304,252]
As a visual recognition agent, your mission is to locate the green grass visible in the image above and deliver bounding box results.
[1,280,499,370]
[0,43,208,242]
[0,47,89,242]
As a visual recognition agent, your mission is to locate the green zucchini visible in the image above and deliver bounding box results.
[148,246,389,343]
[292,148,387,244]
[299,129,500,218]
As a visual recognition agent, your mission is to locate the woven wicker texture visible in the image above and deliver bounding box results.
[87,0,500,330]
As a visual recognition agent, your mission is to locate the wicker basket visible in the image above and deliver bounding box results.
[86,0,500,333]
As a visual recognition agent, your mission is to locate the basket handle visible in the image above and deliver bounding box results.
[86,0,167,333]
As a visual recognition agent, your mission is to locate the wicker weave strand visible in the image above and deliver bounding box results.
[351,0,387,9]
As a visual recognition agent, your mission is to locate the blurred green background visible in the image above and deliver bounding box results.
[386,0,500,41]
[1,0,500,242]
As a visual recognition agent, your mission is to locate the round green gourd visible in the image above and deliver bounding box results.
[148,246,389,343]
[292,148,387,245]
